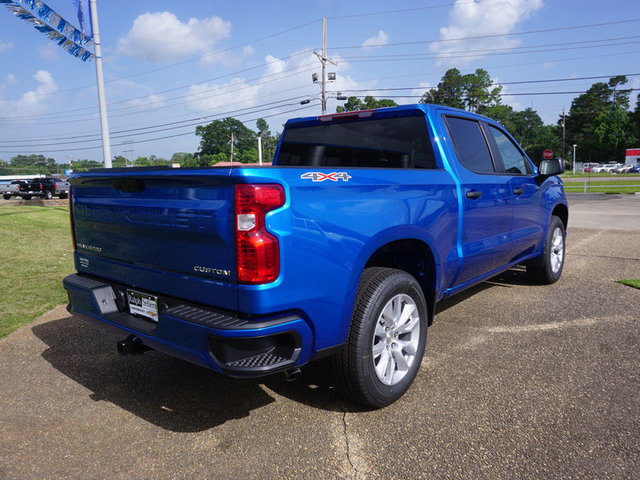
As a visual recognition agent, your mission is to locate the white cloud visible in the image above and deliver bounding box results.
[117,11,231,63]
[6,74,17,84]
[0,39,14,53]
[431,0,544,65]
[0,70,58,123]
[183,51,364,125]
[126,94,166,111]
[362,30,389,49]
[38,43,60,60]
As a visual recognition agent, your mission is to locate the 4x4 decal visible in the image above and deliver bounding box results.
[300,172,352,182]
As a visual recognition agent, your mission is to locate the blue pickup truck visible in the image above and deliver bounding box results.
[63,104,567,407]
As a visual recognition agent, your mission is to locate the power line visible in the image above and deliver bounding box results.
[0,96,313,147]
[5,52,316,122]
[328,18,640,51]
[0,21,320,103]
[0,101,320,154]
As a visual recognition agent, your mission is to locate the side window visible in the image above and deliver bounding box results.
[487,125,529,175]
[445,116,495,173]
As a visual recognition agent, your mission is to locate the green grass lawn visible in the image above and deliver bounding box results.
[562,179,640,194]
[0,205,75,338]
[618,279,640,290]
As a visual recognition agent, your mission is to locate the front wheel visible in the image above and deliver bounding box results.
[331,267,428,408]
[527,215,565,284]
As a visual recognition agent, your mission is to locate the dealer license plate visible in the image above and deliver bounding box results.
[126,289,159,322]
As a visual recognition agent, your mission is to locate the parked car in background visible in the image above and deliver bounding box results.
[583,163,599,172]
[595,163,622,173]
[629,165,640,173]
[616,164,634,174]
[19,177,70,200]
[1,180,29,200]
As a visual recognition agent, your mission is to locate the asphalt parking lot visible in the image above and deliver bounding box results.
[1,194,639,479]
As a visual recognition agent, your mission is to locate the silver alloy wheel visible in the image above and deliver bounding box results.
[372,293,421,386]
[550,226,564,274]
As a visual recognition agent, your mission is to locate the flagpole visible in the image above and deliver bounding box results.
[89,0,112,168]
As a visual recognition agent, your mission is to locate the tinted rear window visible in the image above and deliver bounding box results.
[445,116,495,173]
[276,116,437,169]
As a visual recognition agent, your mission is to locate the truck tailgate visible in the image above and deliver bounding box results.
[70,169,238,310]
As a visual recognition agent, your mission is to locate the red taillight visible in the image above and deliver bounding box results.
[39,183,43,190]
[234,184,285,284]
[69,187,76,252]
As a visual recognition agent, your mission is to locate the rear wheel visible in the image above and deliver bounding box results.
[527,215,565,284]
[22,195,31,200]
[2,194,10,200]
[44,190,53,200]
[331,267,428,408]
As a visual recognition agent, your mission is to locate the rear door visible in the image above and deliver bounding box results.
[443,115,513,286]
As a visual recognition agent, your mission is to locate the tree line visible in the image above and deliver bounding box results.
[336,68,639,165]
[2,69,638,174]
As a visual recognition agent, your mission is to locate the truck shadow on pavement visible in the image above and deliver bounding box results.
[31,267,534,428]
[32,315,280,433]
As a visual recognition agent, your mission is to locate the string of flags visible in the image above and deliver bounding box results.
[1,0,94,62]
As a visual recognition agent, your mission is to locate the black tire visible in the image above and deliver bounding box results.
[44,190,53,200]
[2,194,10,200]
[59,192,68,199]
[331,267,428,408]
[527,215,565,284]
[22,195,31,200]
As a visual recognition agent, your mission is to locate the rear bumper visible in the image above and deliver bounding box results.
[63,273,314,377]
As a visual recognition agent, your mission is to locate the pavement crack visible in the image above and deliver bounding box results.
[341,406,358,480]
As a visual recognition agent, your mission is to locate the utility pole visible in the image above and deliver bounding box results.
[123,139,134,167]
[313,18,337,114]
[561,107,566,164]
[230,132,235,162]
[258,136,263,165]
[89,0,112,168]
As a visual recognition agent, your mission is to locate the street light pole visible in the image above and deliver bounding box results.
[89,0,112,168]
[573,144,577,175]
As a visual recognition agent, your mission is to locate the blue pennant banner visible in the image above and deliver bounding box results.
[1,0,94,62]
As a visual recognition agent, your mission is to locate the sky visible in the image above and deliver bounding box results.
[1,0,640,165]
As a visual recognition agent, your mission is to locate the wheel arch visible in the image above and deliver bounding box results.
[363,237,438,326]
[552,202,568,230]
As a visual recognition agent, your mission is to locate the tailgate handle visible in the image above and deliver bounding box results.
[111,179,145,193]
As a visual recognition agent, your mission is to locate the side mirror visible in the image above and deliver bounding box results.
[539,158,564,176]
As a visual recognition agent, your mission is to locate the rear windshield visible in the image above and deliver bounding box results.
[276,116,437,169]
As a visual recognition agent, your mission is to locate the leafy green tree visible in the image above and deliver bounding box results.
[256,118,278,162]
[420,68,466,109]
[9,154,57,174]
[420,68,502,113]
[133,156,151,166]
[0,159,12,175]
[239,147,258,164]
[195,117,257,161]
[170,152,194,165]
[70,159,103,172]
[336,96,398,113]
[112,155,127,168]
[566,76,637,162]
